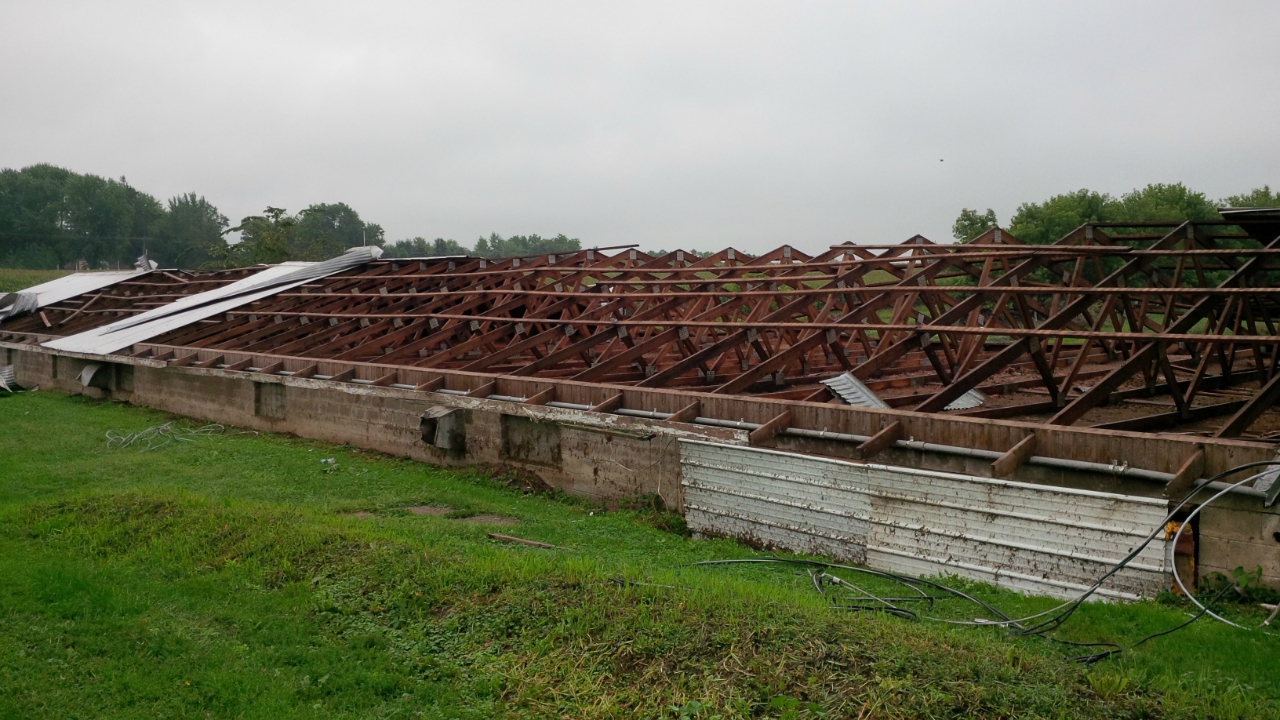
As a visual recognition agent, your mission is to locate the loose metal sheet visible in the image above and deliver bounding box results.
[43,246,384,356]
[680,440,1169,600]
[821,372,890,409]
[0,269,144,322]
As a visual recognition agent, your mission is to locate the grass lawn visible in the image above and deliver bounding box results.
[0,268,70,293]
[2,392,1278,718]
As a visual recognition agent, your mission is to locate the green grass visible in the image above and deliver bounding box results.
[2,392,1279,718]
[0,268,70,293]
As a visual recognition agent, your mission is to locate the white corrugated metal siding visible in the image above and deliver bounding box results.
[680,440,1169,600]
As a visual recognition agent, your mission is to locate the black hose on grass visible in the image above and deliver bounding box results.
[610,460,1280,664]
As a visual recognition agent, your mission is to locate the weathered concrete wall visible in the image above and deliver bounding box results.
[10,347,725,509]
[1197,496,1280,588]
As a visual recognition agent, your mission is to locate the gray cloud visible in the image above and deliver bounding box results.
[2,1,1276,254]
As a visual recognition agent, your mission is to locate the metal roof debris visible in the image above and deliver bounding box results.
[822,372,890,409]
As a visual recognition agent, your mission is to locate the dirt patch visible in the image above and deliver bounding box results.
[406,505,453,516]
[479,463,555,495]
[347,511,375,519]
[456,514,518,526]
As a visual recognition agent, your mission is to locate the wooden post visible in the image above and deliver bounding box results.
[524,386,556,405]
[588,392,624,413]
[668,401,701,423]
[329,368,356,383]
[415,376,445,392]
[1164,448,1205,501]
[256,361,284,375]
[857,421,902,460]
[749,409,792,445]
[991,434,1036,478]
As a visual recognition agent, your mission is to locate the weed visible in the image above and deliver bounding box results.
[1085,670,1131,701]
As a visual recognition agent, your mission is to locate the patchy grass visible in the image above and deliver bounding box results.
[0,267,70,292]
[1,392,1279,718]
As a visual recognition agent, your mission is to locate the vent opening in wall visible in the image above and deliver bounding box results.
[253,382,286,419]
[421,406,465,455]
[114,364,134,393]
[77,362,110,389]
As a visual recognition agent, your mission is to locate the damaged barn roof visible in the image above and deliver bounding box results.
[43,246,382,355]
[6,217,1280,442]
[0,269,147,322]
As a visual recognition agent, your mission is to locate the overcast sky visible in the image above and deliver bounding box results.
[1,2,1277,255]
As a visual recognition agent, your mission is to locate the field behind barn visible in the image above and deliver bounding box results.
[2,391,1278,719]
[0,268,69,293]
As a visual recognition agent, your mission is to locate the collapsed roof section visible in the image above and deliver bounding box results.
[44,246,382,355]
[5,215,1280,442]
[0,266,265,335]
[0,268,147,322]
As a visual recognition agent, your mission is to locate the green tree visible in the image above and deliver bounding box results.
[0,164,166,269]
[1007,184,1229,246]
[1222,186,1279,208]
[293,202,384,261]
[152,193,228,268]
[952,208,999,242]
[382,237,470,257]
[230,207,297,265]
[1008,189,1113,245]
[472,233,581,258]
[1109,183,1219,224]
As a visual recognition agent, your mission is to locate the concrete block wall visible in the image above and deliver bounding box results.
[9,349,695,508]
[1197,498,1280,588]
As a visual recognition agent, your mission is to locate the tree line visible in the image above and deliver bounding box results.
[6,164,1272,271]
[953,183,1279,243]
[0,163,584,269]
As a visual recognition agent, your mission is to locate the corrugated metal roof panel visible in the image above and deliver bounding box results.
[43,246,383,356]
[821,372,890,409]
[944,388,987,411]
[20,270,146,306]
[0,269,144,321]
[42,264,300,355]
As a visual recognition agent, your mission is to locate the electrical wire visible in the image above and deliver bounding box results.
[1170,475,1272,630]
[1011,462,1280,639]
[106,422,256,451]
[614,459,1280,664]
[1130,582,1237,650]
